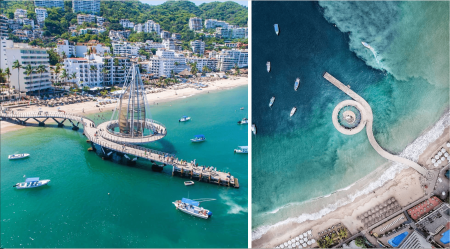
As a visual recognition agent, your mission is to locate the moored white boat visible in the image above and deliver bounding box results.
[274,24,279,35]
[8,153,30,160]
[14,177,50,189]
[252,124,256,135]
[190,135,206,143]
[172,198,213,219]
[179,116,191,122]
[238,118,248,125]
[266,61,271,72]
[294,78,300,91]
[290,107,297,117]
[269,96,275,107]
[234,146,248,154]
[184,181,195,186]
[361,41,372,49]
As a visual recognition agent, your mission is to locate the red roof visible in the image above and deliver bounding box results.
[407,196,442,220]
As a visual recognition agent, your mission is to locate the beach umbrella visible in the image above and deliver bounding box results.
[441,148,446,153]
[311,239,316,244]
[375,206,380,212]
[435,155,440,159]
[302,243,307,247]
[447,143,450,147]
[288,240,292,245]
[291,239,296,244]
[299,234,303,239]
[284,242,288,246]
[432,159,436,163]
[280,245,284,249]
[364,213,368,217]
[303,232,307,237]
[295,237,299,241]
[296,242,300,246]
[307,241,312,246]
[300,239,304,243]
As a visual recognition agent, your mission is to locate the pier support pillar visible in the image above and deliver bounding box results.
[72,126,79,131]
[38,122,45,126]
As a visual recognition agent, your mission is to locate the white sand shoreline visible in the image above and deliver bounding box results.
[1,77,248,135]
[252,110,450,247]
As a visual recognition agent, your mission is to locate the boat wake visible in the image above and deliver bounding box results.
[252,111,450,241]
[220,194,248,214]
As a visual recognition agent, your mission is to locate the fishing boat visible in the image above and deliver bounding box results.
[8,153,30,160]
[290,107,297,117]
[238,118,248,125]
[252,124,257,135]
[294,78,300,91]
[274,24,279,35]
[172,198,214,219]
[190,134,206,143]
[266,61,271,72]
[179,116,191,122]
[14,177,50,189]
[361,41,372,49]
[184,181,195,186]
[269,96,275,107]
[234,146,248,154]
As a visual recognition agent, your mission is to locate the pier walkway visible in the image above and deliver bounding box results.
[1,111,239,188]
[323,72,428,176]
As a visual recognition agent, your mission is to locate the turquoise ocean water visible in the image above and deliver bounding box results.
[252,1,449,239]
[1,86,248,247]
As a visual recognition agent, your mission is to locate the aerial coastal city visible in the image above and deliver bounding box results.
[252,1,449,249]
[1,0,248,248]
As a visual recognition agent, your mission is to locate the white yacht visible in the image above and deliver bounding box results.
[234,146,248,154]
[252,124,257,135]
[8,153,30,160]
[184,181,195,186]
[361,41,372,49]
[269,96,275,107]
[266,61,271,72]
[290,107,297,117]
[294,78,300,91]
[14,177,50,189]
[179,116,191,122]
[238,118,248,125]
[274,24,279,35]
[173,198,213,219]
[190,135,205,143]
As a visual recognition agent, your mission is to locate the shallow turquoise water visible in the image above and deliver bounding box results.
[1,86,248,248]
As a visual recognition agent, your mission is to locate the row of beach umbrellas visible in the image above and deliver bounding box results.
[276,230,315,249]
[432,147,449,167]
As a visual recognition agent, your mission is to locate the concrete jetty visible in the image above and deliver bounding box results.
[323,72,428,176]
[1,111,239,188]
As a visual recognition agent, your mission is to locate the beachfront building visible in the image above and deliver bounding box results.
[72,0,100,14]
[14,9,27,19]
[34,0,65,9]
[189,17,202,31]
[204,19,229,29]
[112,42,140,57]
[1,41,51,94]
[56,39,110,58]
[35,8,47,27]
[160,30,170,40]
[120,19,134,29]
[398,231,432,248]
[190,40,205,56]
[143,50,189,77]
[0,15,8,40]
[64,56,103,88]
[186,57,217,72]
[216,49,248,71]
[102,56,132,86]
[77,14,96,25]
[171,33,181,40]
[143,20,160,35]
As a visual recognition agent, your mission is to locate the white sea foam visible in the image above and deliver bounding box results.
[220,194,248,214]
[252,111,449,241]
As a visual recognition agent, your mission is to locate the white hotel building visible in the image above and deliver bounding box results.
[35,8,47,27]
[72,0,100,14]
[64,56,103,88]
[143,50,189,77]
[1,41,51,94]
[34,0,65,9]
[189,17,202,31]
[216,49,248,71]
[190,40,205,56]
[143,20,160,35]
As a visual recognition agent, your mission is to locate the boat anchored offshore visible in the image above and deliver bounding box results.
[290,107,297,117]
[266,61,271,72]
[234,146,248,154]
[8,153,30,160]
[294,78,300,91]
[274,24,279,35]
[238,118,248,125]
[14,177,50,189]
[361,41,372,49]
[184,181,195,186]
[191,134,206,143]
[179,116,191,122]
[269,96,275,107]
[252,124,257,135]
[173,198,214,219]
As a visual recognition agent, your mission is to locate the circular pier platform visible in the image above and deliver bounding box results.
[332,100,367,135]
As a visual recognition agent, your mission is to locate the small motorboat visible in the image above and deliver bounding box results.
[191,134,206,143]
[240,107,244,110]
[252,124,256,135]
[172,198,214,219]
[269,96,275,107]
[294,78,300,91]
[234,146,248,154]
[14,177,50,189]
[266,61,271,72]
[274,24,279,35]
[184,181,195,186]
[8,153,30,160]
[179,116,191,122]
[290,107,297,117]
[238,118,248,125]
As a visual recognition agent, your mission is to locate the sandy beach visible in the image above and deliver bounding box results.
[1,77,247,134]
[252,112,450,248]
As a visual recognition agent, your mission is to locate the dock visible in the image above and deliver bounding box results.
[1,111,239,188]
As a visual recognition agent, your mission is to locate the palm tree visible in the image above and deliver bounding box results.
[60,69,69,88]
[101,67,109,86]
[338,228,347,241]
[5,67,11,89]
[234,63,240,76]
[70,72,77,88]
[24,65,34,97]
[12,60,22,100]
